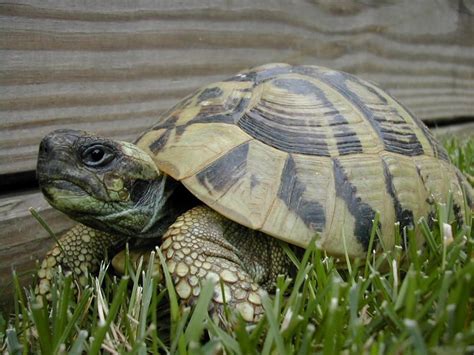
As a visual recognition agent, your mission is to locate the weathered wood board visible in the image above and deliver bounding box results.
[0,191,74,308]
[1,0,474,175]
[433,121,474,139]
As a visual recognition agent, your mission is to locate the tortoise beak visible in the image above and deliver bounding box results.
[37,129,83,184]
[36,129,111,202]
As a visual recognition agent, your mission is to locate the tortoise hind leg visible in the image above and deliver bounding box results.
[161,205,293,323]
[36,223,126,300]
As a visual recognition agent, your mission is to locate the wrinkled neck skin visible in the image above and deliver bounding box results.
[131,176,189,238]
[77,176,186,239]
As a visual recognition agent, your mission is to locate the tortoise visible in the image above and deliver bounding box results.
[36,63,473,322]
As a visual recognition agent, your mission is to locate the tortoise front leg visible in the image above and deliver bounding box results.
[161,206,293,323]
[36,223,126,300]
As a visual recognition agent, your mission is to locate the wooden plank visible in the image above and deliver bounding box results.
[433,121,474,139]
[0,191,74,307]
[0,0,473,175]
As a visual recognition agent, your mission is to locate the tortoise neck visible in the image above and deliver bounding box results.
[139,178,200,239]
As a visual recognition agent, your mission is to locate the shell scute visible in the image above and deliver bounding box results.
[183,139,287,231]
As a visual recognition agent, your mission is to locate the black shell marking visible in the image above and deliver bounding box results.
[196,87,224,103]
[196,142,249,195]
[318,72,425,157]
[382,158,415,238]
[237,78,363,157]
[278,155,326,232]
[333,158,377,250]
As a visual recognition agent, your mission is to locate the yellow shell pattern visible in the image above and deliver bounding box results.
[137,63,473,257]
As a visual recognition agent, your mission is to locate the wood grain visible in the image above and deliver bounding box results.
[0,191,74,307]
[1,0,473,175]
[433,121,474,139]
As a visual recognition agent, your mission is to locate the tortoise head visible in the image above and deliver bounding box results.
[37,129,179,238]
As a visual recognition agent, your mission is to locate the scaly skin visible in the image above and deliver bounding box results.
[36,224,125,300]
[161,205,292,322]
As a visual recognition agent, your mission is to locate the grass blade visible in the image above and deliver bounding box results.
[69,330,88,355]
[89,276,129,355]
[184,279,214,345]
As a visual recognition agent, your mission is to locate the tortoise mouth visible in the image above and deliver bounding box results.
[40,180,124,224]
[46,178,86,192]
[40,179,91,208]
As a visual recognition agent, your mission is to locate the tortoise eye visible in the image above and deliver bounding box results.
[82,145,115,167]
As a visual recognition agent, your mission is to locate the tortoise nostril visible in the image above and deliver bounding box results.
[39,140,48,155]
[39,136,54,156]
[39,129,86,159]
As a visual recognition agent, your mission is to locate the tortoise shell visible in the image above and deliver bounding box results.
[137,63,472,257]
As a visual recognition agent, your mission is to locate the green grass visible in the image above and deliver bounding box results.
[1,137,473,354]
[442,136,474,185]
